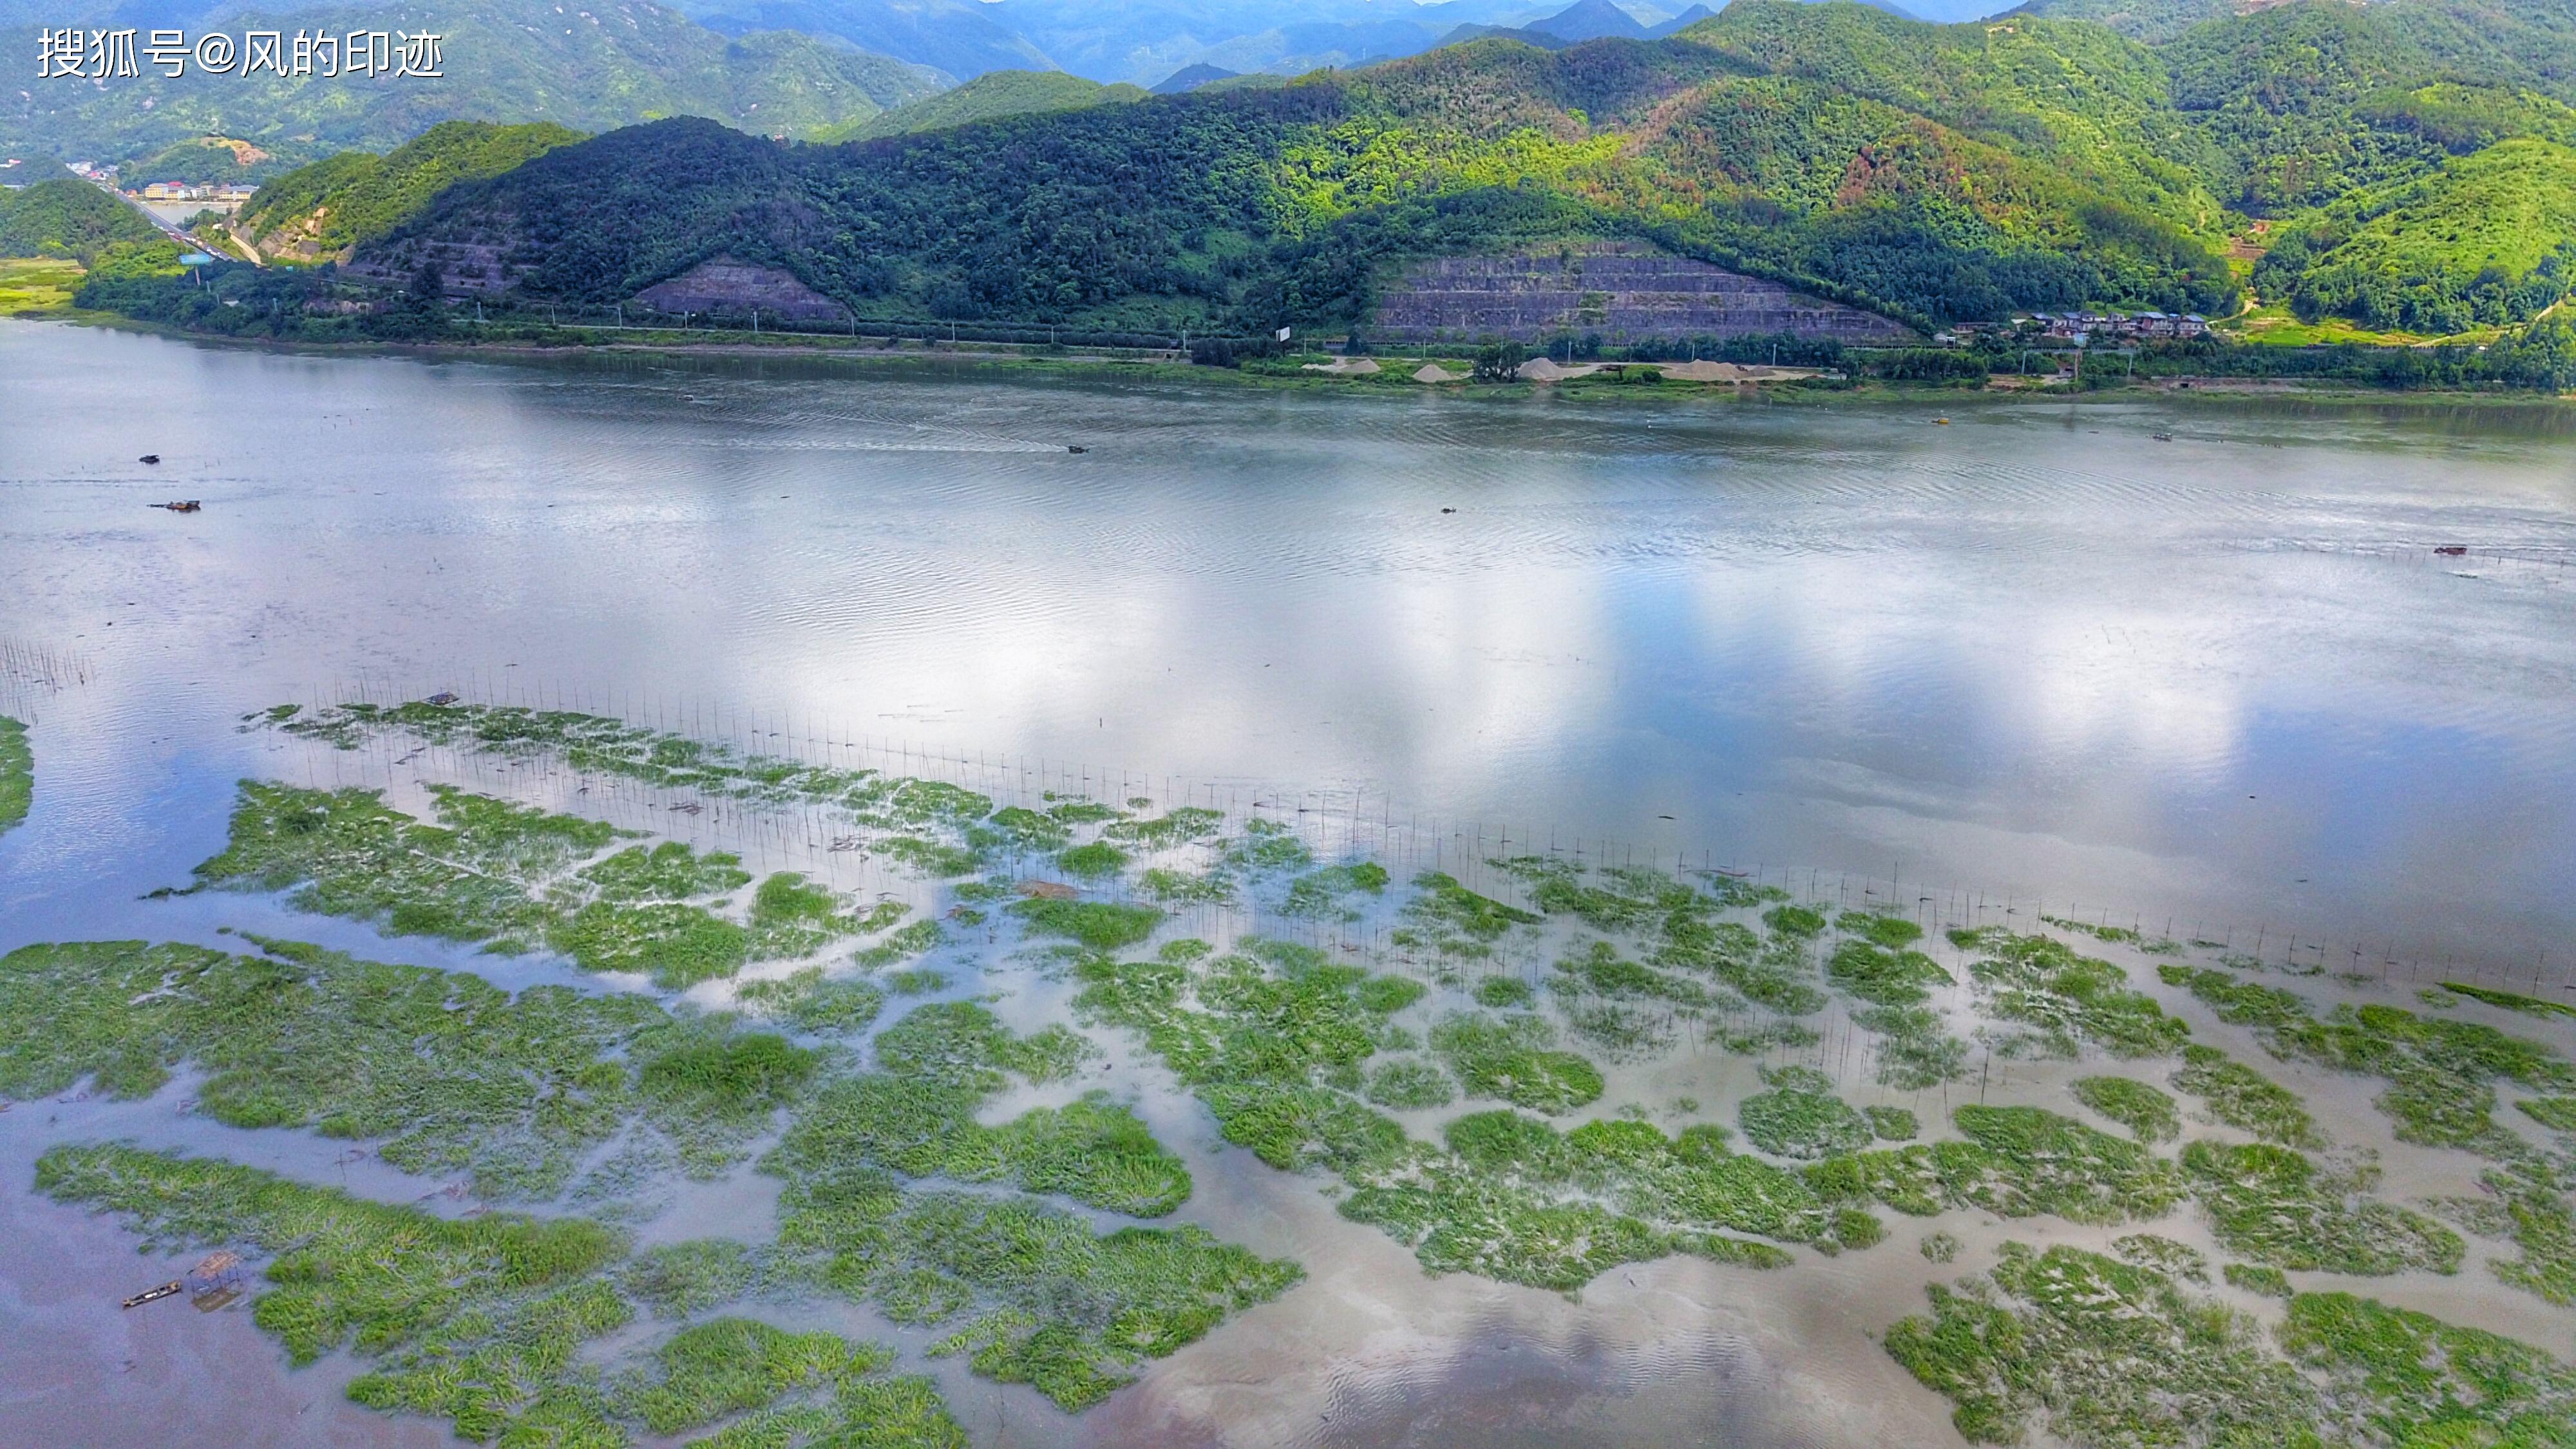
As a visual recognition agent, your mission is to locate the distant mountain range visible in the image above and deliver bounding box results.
[1,0,942,177]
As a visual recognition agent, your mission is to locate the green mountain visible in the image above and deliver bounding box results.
[820,70,1150,141]
[0,177,162,261]
[354,4,2242,331]
[231,120,583,260]
[83,0,2576,342]
[0,0,945,175]
[2253,136,2576,332]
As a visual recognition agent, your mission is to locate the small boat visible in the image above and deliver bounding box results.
[138,454,160,464]
[2152,432,2174,441]
[154,500,201,513]
[122,1281,184,1309]
[423,692,460,706]
[2435,545,2467,556]
[1066,445,1089,454]
[1933,417,1951,425]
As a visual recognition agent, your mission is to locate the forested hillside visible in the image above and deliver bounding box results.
[0,0,942,176]
[229,122,585,261]
[0,178,160,261]
[86,0,2576,346]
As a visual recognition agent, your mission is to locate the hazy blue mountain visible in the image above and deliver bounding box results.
[670,0,1050,77]
[1526,0,1652,40]
[1152,62,1242,92]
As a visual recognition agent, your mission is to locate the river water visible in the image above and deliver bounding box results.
[3,319,2575,1446]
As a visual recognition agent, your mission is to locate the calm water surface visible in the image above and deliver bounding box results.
[3,319,2575,1446]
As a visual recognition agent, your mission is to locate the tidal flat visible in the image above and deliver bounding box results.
[1,694,2573,1448]
[4,319,2575,1446]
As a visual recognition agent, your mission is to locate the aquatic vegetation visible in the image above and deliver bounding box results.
[2226,1262,2292,1298]
[1852,1003,1971,1088]
[738,967,887,1034]
[873,1001,1090,1090]
[1278,862,1390,920]
[0,715,28,833]
[852,918,943,969]
[2439,981,2576,1021]
[1838,912,1924,949]
[2164,967,2575,1157]
[881,967,949,995]
[2182,1141,2463,1276]
[1866,1105,1919,1141]
[1056,841,1132,879]
[2041,915,2184,956]
[2278,1292,2576,1446]
[1825,938,1951,1007]
[1738,1066,1871,1160]
[40,1143,631,1439]
[1919,1231,1960,1264]
[2072,1075,2181,1142]
[1393,871,1538,957]
[1551,939,1710,1008]
[2114,1233,2210,1283]
[1355,974,1427,1014]
[1945,1105,2187,1224]
[1363,1057,1457,1110]
[0,937,793,1200]
[1657,913,1828,1016]
[42,1141,973,1445]
[2521,1095,2576,1133]
[985,806,1071,852]
[1956,929,2190,1058]
[1137,866,1235,905]
[1428,1012,1604,1113]
[1008,896,1164,950]
[1886,1242,2323,1448]
[2432,1171,2576,1307]
[768,1171,1300,1410]
[2171,1045,2324,1148]
[1763,905,1826,940]
[877,835,982,878]
[1103,807,1225,849]
[621,1238,761,1318]
[187,782,858,986]
[1224,818,1314,875]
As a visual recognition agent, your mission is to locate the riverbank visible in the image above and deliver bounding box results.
[15,301,2576,410]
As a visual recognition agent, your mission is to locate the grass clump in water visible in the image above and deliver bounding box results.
[1825,937,1951,1007]
[1946,1105,2186,1224]
[2431,1170,2576,1307]
[620,1238,761,1318]
[2164,966,2575,1157]
[1738,1066,1871,1160]
[2520,1095,2576,1133]
[1104,806,1224,849]
[1429,1012,1603,1113]
[1886,1242,2320,1448]
[1866,1105,1919,1141]
[1138,866,1235,905]
[1009,896,1164,950]
[1363,1057,1456,1109]
[2278,1291,2576,1445]
[1056,841,1131,879]
[1853,1003,1970,1088]
[2182,1141,2463,1275]
[1279,862,1391,920]
[0,937,693,1200]
[1476,976,1535,1008]
[1955,929,2190,1057]
[0,715,28,833]
[39,1143,633,1443]
[2226,1262,2293,1297]
[2439,981,2576,1021]
[1392,871,1539,958]
[2170,1045,2324,1146]
[738,967,887,1034]
[2072,1075,2181,1142]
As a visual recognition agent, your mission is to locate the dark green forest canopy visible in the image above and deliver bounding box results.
[79,0,2576,337]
